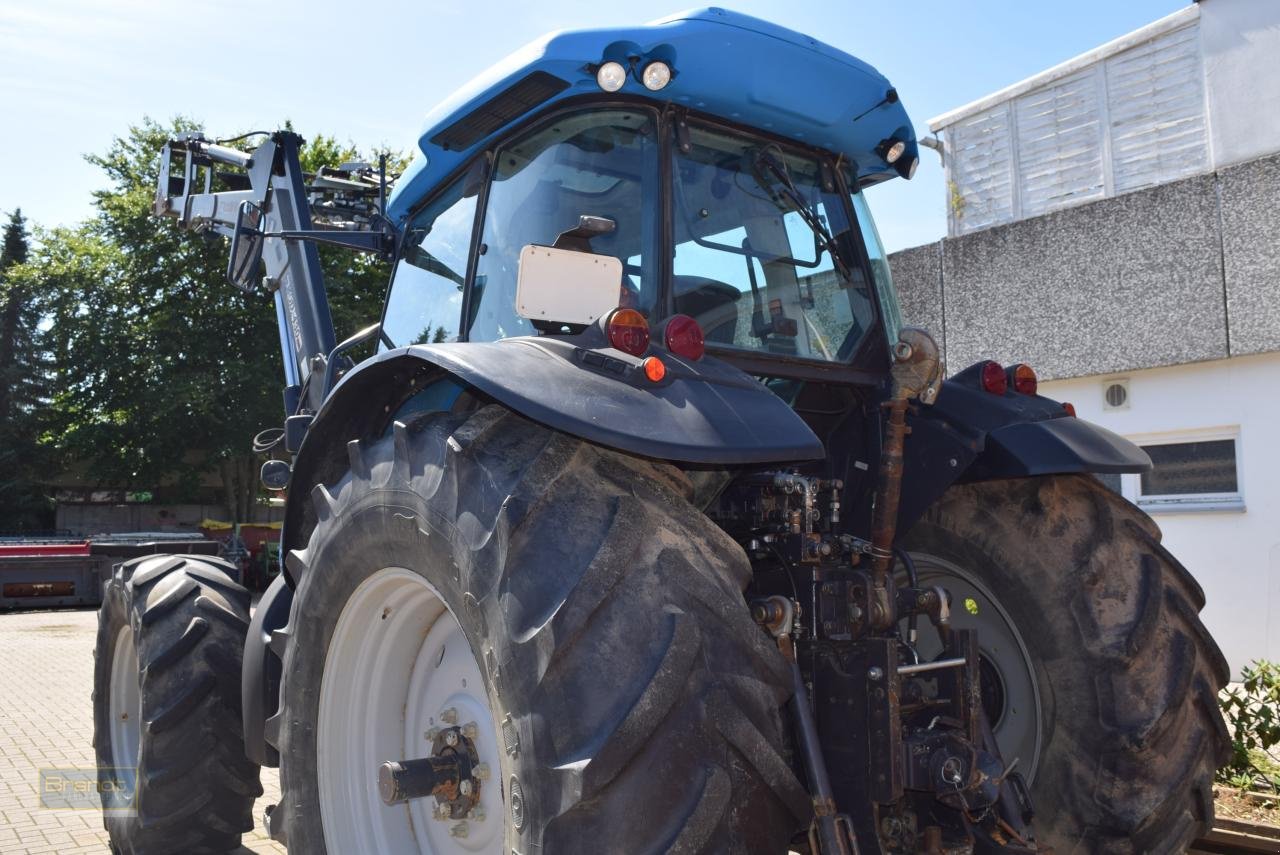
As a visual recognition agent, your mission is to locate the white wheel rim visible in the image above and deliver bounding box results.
[108,624,141,792]
[319,568,503,855]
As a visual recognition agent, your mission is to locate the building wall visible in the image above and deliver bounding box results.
[1220,153,1280,355]
[931,0,1280,237]
[888,242,945,356]
[894,0,1280,683]
[1201,0,1280,169]
[886,150,1280,379]
[1039,352,1280,677]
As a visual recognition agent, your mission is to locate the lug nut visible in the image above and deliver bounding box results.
[440,707,459,725]
[450,822,469,838]
[473,763,490,781]
[460,779,473,796]
[461,722,478,740]
[444,730,459,747]
[470,807,486,822]
[432,802,452,821]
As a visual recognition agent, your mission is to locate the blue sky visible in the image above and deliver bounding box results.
[0,0,1187,252]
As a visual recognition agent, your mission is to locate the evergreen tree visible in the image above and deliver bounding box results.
[0,209,53,530]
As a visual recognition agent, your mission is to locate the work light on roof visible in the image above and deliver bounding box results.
[882,140,906,164]
[641,61,672,91]
[596,61,627,92]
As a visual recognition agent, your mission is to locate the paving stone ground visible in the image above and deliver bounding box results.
[0,600,1242,854]
[0,606,284,854]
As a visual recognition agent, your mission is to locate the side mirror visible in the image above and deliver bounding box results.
[227,201,265,291]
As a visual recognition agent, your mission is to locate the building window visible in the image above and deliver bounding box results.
[1128,433,1244,513]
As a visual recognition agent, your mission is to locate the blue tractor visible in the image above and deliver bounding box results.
[92,9,1227,854]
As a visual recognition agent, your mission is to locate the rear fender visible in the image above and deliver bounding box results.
[896,369,1151,532]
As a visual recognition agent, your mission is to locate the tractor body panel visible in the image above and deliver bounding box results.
[387,7,916,224]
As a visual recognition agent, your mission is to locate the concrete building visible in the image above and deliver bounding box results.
[889,0,1280,676]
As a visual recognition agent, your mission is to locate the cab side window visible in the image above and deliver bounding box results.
[381,163,482,347]
[467,109,658,342]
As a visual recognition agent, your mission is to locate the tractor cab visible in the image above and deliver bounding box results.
[379,9,916,380]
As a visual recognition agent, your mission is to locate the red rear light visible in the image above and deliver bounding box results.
[663,314,705,360]
[980,361,1007,395]
[1062,402,1076,417]
[606,308,650,356]
[1009,363,1038,395]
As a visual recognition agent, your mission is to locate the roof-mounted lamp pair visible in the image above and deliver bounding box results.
[596,59,672,93]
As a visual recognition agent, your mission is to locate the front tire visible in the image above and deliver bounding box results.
[904,474,1230,855]
[93,554,262,854]
[276,406,811,854]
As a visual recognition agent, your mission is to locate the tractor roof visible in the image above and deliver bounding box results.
[386,7,916,222]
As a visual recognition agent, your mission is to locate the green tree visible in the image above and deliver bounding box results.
[21,118,395,522]
[0,209,53,530]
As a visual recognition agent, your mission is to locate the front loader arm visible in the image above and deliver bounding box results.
[154,131,394,418]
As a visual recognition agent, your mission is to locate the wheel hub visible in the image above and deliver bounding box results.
[378,721,490,822]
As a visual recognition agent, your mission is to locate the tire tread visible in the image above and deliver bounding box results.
[93,555,261,854]
[909,474,1229,855]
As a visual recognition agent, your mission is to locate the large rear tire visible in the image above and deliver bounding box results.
[275,405,811,854]
[903,474,1230,855]
[92,554,262,854]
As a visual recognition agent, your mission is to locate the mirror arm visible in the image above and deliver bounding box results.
[322,322,385,398]
[271,228,396,256]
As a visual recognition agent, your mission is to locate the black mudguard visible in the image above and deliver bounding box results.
[242,573,291,767]
[896,371,1151,533]
[389,336,825,463]
[280,329,823,560]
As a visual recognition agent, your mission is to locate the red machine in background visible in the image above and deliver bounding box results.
[0,533,223,609]
[197,521,281,591]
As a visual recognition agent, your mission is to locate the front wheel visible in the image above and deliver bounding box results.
[903,474,1230,854]
[92,554,262,854]
[275,406,811,854]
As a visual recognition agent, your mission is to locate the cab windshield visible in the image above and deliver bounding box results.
[383,108,897,365]
[671,122,877,362]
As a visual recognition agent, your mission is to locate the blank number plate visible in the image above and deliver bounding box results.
[516,245,622,326]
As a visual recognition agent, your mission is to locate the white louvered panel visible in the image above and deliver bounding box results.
[948,104,1013,235]
[1013,68,1105,217]
[1106,23,1207,193]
